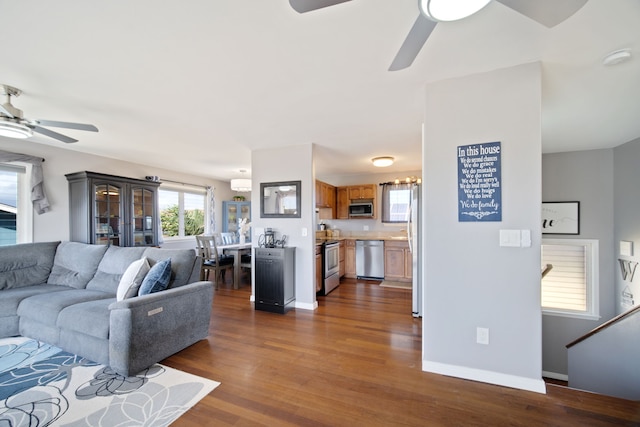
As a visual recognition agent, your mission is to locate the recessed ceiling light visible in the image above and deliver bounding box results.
[603,49,631,66]
[372,156,394,167]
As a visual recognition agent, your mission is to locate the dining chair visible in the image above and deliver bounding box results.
[195,234,235,289]
[221,232,236,245]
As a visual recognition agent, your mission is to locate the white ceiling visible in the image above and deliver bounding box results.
[1,0,638,182]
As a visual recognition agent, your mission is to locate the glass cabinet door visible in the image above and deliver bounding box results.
[94,183,123,246]
[223,201,251,241]
[132,186,156,246]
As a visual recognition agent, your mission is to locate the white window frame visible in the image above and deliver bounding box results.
[0,163,33,244]
[541,238,600,320]
[158,184,208,242]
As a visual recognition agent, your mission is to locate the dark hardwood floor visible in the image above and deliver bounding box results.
[163,275,640,426]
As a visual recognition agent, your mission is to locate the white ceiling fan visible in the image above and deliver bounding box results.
[289,0,589,71]
[0,84,98,143]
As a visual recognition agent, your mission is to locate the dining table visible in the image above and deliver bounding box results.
[218,242,252,289]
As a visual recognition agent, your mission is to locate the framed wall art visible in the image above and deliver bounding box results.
[542,201,580,235]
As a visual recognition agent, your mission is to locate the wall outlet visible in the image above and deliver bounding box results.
[363,225,369,231]
[476,327,489,345]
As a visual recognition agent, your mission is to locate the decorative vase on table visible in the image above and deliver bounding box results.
[239,234,246,244]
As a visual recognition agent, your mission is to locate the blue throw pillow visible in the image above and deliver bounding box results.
[138,258,172,295]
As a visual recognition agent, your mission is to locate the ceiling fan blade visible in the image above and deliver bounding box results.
[496,0,588,28]
[0,104,15,118]
[289,0,351,13]
[389,14,437,72]
[31,125,78,143]
[34,119,98,132]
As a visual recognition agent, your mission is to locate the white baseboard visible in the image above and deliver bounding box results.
[542,371,568,382]
[423,360,547,394]
[295,301,318,311]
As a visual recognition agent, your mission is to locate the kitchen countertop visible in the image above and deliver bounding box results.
[315,232,407,242]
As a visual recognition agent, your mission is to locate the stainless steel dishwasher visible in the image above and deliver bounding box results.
[356,240,384,279]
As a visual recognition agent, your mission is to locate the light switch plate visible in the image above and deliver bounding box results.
[620,240,633,256]
[499,229,521,247]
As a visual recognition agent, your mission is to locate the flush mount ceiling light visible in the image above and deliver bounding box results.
[372,156,394,167]
[0,117,33,139]
[603,49,632,66]
[230,169,252,192]
[419,0,492,22]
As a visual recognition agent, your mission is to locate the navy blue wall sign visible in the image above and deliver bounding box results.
[457,141,502,222]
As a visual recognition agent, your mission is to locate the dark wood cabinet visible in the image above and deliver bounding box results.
[66,171,160,247]
[255,247,296,314]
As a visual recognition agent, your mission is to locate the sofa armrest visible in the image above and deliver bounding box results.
[108,280,214,376]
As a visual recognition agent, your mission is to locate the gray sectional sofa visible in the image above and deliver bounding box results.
[0,241,214,376]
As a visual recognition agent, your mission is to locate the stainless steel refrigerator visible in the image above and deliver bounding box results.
[408,183,422,317]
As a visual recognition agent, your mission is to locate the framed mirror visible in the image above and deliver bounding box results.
[260,180,301,218]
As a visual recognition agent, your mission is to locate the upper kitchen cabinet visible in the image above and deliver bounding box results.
[66,171,160,247]
[348,184,376,200]
[336,187,349,219]
[336,184,378,220]
[316,180,336,219]
[223,201,251,241]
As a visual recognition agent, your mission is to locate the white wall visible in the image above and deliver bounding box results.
[0,138,233,246]
[541,149,615,377]
[614,137,640,314]
[422,63,545,393]
[251,143,317,310]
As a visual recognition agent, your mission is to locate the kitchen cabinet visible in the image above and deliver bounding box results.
[384,240,412,282]
[345,239,356,279]
[348,184,376,200]
[316,243,323,292]
[223,201,251,241]
[316,180,336,218]
[255,247,296,314]
[336,184,377,219]
[66,171,159,247]
[336,187,349,219]
[339,240,345,278]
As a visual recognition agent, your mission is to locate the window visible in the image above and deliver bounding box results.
[0,163,31,246]
[159,186,206,240]
[541,238,599,320]
[381,183,411,223]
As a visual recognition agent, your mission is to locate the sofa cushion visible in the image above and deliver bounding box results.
[57,298,114,340]
[0,241,60,290]
[17,289,114,326]
[0,284,70,338]
[142,247,196,288]
[86,246,147,294]
[47,242,107,289]
[139,258,171,295]
[116,257,150,301]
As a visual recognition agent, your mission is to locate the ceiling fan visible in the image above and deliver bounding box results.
[289,0,589,71]
[0,84,98,143]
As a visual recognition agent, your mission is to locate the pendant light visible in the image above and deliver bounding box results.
[230,169,252,192]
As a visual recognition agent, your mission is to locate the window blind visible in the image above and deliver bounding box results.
[541,244,587,311]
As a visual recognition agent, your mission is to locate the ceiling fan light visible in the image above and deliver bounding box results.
[230,178,252,192]
[419,0,492,22]
[0,119,33,139]
[372,156,394,167]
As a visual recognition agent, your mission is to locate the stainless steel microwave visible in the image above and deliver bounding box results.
[349,202,374,217]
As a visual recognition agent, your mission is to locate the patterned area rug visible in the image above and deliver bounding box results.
[379,280,412,289]
[0,337,219,426]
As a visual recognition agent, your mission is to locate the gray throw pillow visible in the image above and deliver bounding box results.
[138,258,172,295]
